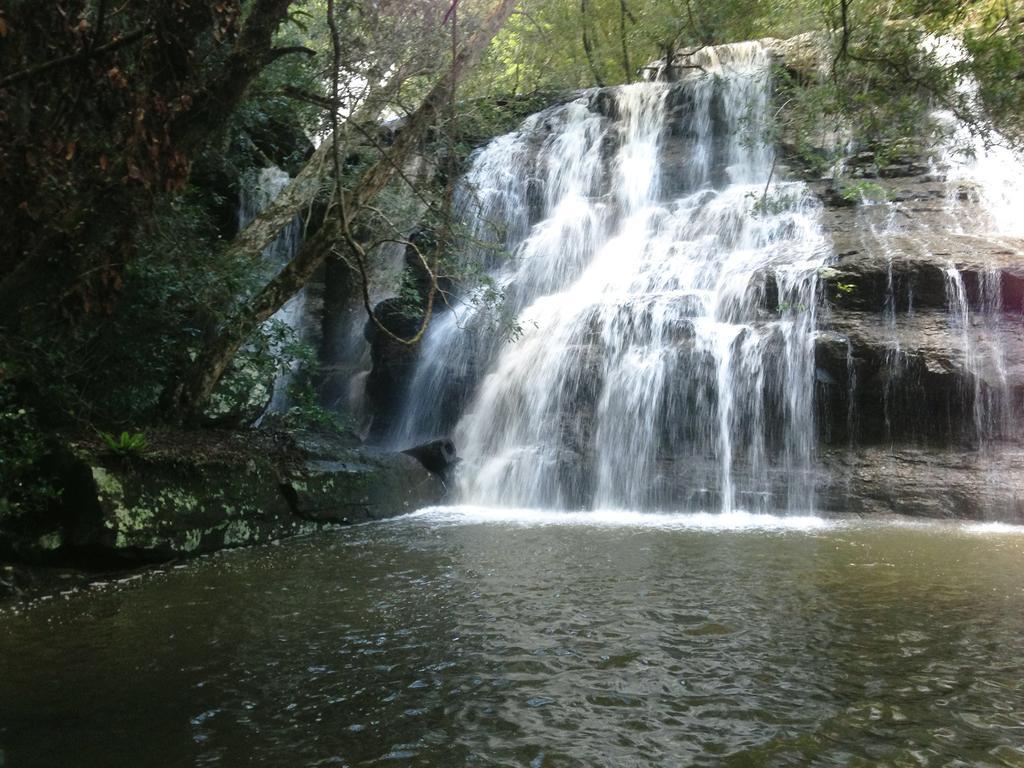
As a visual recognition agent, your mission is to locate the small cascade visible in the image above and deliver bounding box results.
[834,184,912,445]
[238,166,306,415]
[944,265,985,442]
[839,37,1024,448]
[927,35,1022,444]
[389,42,831,513]
[845,337,858,446]
[877,205,911,443]
[943,264,1015,443]
[386,126,545,443]
[927,36,1024,239]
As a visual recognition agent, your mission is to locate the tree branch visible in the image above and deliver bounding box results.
[329,0,437,348]
[267,45,317,61]
[172,0,298,153]
[833,0,850,74]
[0,27,150,88]
[172,0,519,421]
[580,0,606,87]
[618,0,633,82]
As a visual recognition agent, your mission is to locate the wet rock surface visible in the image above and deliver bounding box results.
[806,149,1024,520]
[363,297,425,440]
[816,446,1024,521]
[402,438,459,481]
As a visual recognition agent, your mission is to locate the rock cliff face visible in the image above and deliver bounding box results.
[805,158,1024,519]
[762,31,1024,520]
[352,36,1024,521]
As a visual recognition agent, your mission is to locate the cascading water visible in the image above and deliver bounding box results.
[943,263,1015,443]
[383,128,543,440]
[868,201,913,443]
[842,36,1024,448]
[928,35,1023,443]
[927,36,1024,240]
[391,42,831,513]
[238,166,306,415]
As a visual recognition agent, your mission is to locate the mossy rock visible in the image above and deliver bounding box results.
[0,431,447,564]
[285,454,444,524]
[81,457,299,560]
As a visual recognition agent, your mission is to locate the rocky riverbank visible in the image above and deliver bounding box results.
[0,427,447,572]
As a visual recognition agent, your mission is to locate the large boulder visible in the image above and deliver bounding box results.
[285,453,444,524]
[78,456,298,559]
[401,438,459,481]
[0,429,446,564]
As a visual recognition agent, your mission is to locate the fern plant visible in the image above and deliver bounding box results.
[98,430,149,458]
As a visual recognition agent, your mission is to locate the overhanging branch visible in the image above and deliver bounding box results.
[0,27,151,88]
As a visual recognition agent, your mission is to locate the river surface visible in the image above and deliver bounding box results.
[2,508,1024,767]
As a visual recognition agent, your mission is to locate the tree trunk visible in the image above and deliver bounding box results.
[174,0,307,154]
[171,0,520,423]
[229,136,335,264]
[580,0,606,87]
[0,0,301,329]
[618,0,634,82]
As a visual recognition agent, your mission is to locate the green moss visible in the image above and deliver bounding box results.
[154,489,201,513]
[181,529,204,553]
[114,504,156,534]
[91,466,125,501]
[222,519,257,547]
[36,531,63,551]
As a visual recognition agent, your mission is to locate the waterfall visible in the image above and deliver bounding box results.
[391,42,830,513]
[944,265,985,442]
[927,35,1022,443]
[943,264,1014,443]
[926,36,1024,239]
[238,166,306,415]
[877,203,911,443]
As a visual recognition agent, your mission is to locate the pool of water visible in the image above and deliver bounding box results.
[2,507,1024,767]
